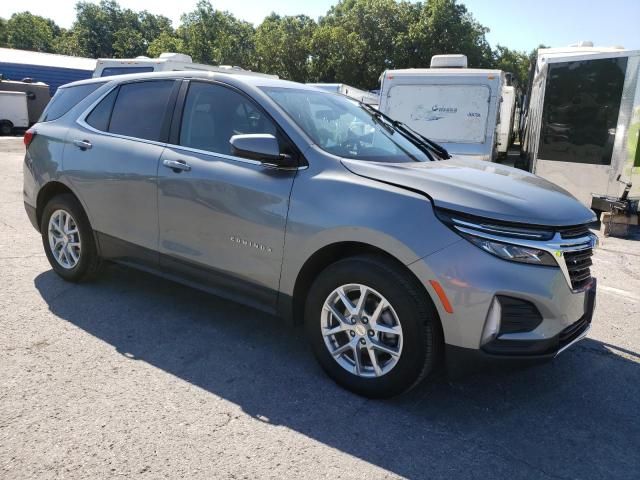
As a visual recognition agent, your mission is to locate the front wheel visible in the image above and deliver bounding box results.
[305,254,442,398]
[41,193,101,282]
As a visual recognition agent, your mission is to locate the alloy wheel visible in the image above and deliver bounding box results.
[48,209,81,269]
[321,283,403,378]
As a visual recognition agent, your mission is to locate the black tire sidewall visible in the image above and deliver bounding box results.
[0,121,12,136]
[40,194,97,282]
[305,256,438,398]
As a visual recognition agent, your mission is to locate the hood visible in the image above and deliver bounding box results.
[341,156,596,227]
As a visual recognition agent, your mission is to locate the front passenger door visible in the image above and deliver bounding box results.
[158,81,298,312]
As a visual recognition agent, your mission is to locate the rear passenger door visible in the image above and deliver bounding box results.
[157,80,299,312]
[64,79,179,263]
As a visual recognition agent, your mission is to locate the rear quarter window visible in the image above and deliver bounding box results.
[39,83,106,122]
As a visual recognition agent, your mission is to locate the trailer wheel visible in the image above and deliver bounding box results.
[0,121,13,136]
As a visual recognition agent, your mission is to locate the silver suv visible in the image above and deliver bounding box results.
[23,72,597,398]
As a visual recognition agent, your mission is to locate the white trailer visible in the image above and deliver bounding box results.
[93,52,277,79]
[0,91,28,135]
[378,55,504,161]
[520,45,640,208]
[307,83,379,106]
[496,85,516,155]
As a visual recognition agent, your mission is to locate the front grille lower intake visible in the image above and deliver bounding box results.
[563,247,594,290]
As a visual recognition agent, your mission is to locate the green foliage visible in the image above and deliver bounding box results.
[0,18,8,47]
[493,45,530,89]
[147,32,185,58]
[5,12,57,52]
[254,14,316,81]
[408,0,493,68]
[72,1,176,58]
[179,1,255,66]
[309,0,496,89]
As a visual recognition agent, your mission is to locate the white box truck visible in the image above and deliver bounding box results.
[93,52,277,79]
[378,55,504,161]
[0,91,28,135]
[520,44,640,208]
[307,83,380,106]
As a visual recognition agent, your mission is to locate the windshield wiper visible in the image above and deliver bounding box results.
[360,103,451,160]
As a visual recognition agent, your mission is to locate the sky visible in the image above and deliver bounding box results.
[1,0,639,53]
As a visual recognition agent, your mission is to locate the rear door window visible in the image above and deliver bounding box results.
[39,82,105,122]
[107,80,175,142]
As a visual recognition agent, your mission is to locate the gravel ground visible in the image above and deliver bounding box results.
[1,137,639,479]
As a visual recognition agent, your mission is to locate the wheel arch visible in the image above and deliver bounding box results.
[36,181,85,232]
[284,241,443,335]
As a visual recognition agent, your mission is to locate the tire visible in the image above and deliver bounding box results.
[305,254,442,398]
[0,121,13,136]
[40,193,101,282]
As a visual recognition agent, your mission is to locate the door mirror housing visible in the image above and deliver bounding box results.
[229,134,296,169]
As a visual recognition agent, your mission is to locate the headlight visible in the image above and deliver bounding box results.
[435,209,558,267]
[464,234,557,266]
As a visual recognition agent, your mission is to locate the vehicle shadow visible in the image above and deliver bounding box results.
[34,264,640,479]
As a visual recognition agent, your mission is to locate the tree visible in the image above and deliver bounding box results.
[112,27,146,57]
[147,32,185,58]
[5,12,58,52]
[0,18,8,47]
[492,45,530,89]
[180,1,255,67]
[73,0,122,57]
[408,0,493,69]
[311,0,421,88]
[254,14,316,81]
[309,0,494,89]
[52,29,83,56]
[72,1,176,58]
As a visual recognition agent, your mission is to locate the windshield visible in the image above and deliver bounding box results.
[261,87,431,163]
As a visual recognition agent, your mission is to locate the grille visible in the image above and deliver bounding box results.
[563,248,593,290]
[558,225,591,239]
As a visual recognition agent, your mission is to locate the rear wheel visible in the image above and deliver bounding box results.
[41,194,101,282]
[305,254,442,398]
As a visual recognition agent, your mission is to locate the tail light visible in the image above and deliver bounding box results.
[24,129,36,148]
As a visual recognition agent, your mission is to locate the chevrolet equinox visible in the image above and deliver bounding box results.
[23,72,597,398]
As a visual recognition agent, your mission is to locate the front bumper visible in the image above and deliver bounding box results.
[444,281,595,377]
[408,237,597,377]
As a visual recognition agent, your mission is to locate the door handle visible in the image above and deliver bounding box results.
[163,159,191,173]
[73,139,92,151]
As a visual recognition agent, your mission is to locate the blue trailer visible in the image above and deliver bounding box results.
[0,48,95,95]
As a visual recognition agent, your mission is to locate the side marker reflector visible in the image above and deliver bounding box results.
[429,280,454,314]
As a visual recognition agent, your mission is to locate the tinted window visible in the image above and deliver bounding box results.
[100,66,154,77]
[86,88,118,131]
[538,57,627,165]
[179,82,277,155]
[39,82,105,122]
[108,81,174,141]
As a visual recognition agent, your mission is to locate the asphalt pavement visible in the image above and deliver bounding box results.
[1,137,639,479]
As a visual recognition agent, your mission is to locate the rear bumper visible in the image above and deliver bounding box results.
[24,202,39,231]
[445,280,596,378]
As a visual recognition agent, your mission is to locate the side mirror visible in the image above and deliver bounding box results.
[229,134,297,169]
